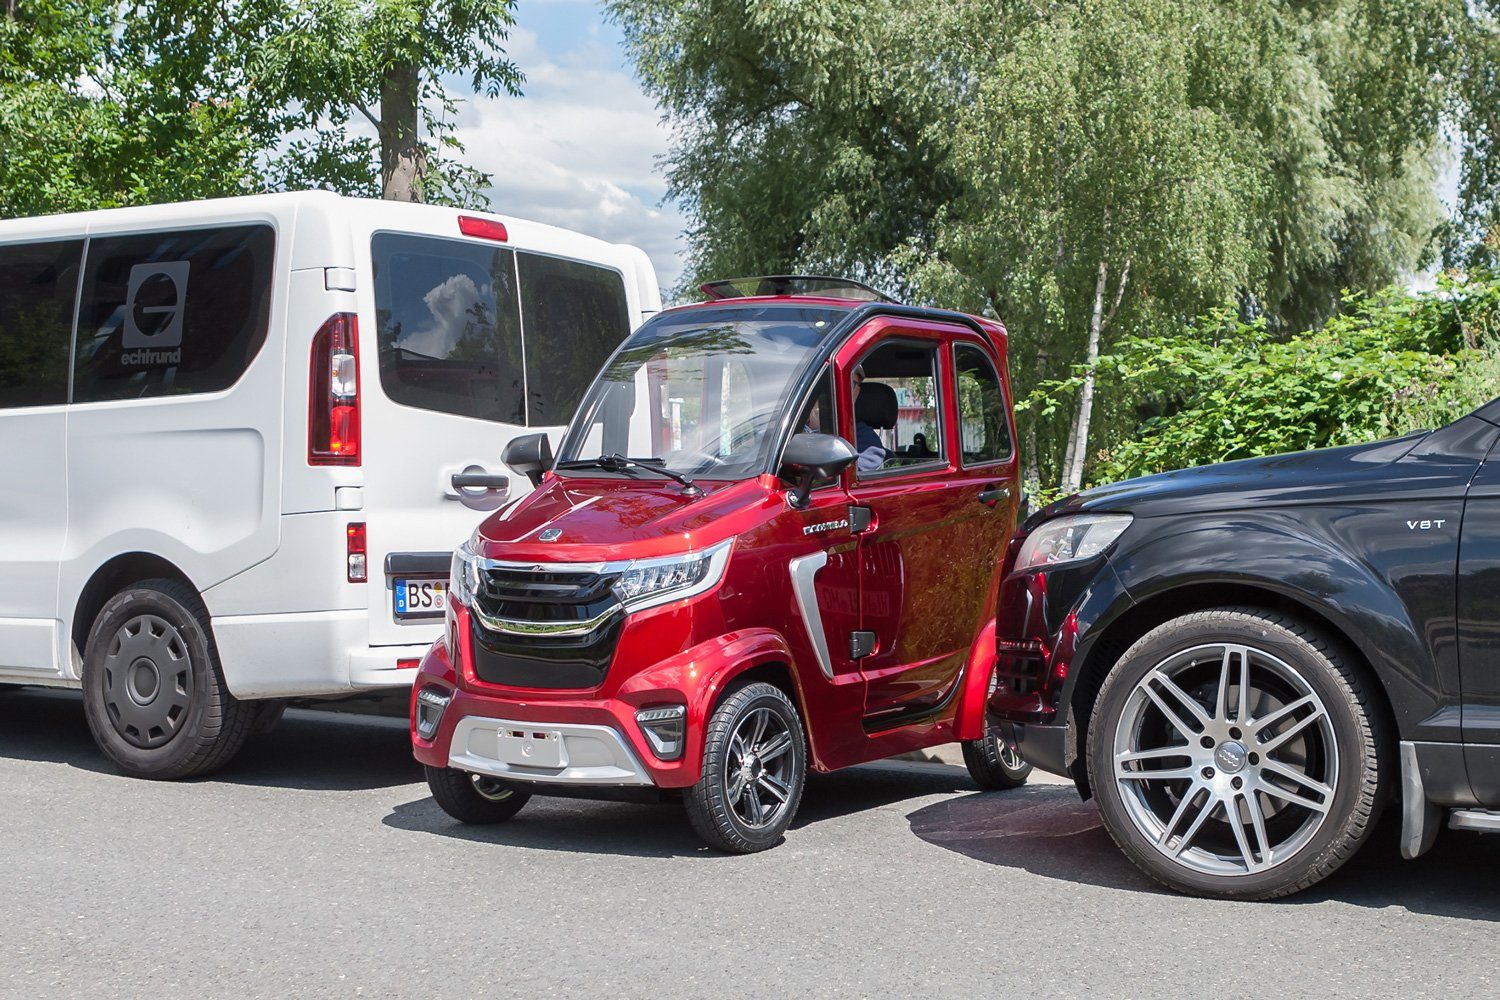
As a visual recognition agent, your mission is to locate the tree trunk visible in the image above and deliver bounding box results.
[379,61,424,202]
[1063,257,1110,493]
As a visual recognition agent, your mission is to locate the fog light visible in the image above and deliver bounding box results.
[635,704,687,760]
[415,685,453,741]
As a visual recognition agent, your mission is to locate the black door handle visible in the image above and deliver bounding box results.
[452,472,512,491]
[978,486,1010,506]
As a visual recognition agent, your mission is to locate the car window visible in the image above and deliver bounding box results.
[73,225,275,402]
[517,252,631,425]
[0,239,82,408]
[853,339,944,479]
[373,232,525,424]
[955,342,1012,464]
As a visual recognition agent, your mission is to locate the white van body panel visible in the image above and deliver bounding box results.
[0,191,661,699]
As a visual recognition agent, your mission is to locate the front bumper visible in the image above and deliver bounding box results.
[447,715,653,786]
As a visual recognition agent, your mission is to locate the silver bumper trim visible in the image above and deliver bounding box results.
[447,715,654,787]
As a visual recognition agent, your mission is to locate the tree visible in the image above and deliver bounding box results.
[612,0,1493,489]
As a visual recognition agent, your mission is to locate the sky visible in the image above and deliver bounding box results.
[449,1,689,291]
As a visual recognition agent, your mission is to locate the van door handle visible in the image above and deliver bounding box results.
[451,472,511,492]
[978,485,1010,507]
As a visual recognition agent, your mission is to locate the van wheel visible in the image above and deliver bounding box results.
[685,681,807,853]
[81,579,253,780]
[961,734,1033,790]
[1087,607,1386,900]
[426,766,532,823]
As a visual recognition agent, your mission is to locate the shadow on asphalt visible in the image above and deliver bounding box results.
[907,783,1500,919]
[0,688,422,792]
[382,760,977,858]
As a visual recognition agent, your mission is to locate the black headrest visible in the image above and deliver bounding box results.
[856,381,897,429]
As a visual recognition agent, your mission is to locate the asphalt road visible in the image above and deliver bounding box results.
[1,687,1496,1000]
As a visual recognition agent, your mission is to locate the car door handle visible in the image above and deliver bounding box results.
[978,485,1010,506]
[451,472,511,492]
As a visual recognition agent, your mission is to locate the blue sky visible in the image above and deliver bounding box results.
[450,1,689,290]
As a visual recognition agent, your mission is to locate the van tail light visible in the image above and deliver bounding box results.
[309,312,361,466]
[347,522,367,583]
[458,215,508,242]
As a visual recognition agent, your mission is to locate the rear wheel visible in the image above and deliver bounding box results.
[685,681,807,853]
[961,733,1033,790]
[1087,607,1386,900]
[81,579,254,779]
[426,766,532,824]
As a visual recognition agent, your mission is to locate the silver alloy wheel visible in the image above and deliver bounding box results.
[997,739,1026,772]
[101,614,192,749]
[470,774,515,801]
[1111,642,1339,877]
[724,706,796,830]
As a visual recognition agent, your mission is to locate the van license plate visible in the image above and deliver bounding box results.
[394,578,446,619]
[497,728,564,769]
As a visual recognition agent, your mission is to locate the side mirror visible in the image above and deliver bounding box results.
[502,433,554,487]
[779,432,857,508]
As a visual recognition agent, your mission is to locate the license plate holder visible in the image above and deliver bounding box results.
[496,727,565,769]
[393,578,446,620]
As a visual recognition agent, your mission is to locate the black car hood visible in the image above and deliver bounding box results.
[1064,432,1435,518]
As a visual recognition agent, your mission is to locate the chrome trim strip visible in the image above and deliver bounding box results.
[1449,809,1500,833]
[788,551,833,680]
[448,715,654,786]
[470,602,623,637]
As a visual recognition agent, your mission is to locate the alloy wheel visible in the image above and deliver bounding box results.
[1111,642,1339,877]
[725,706,796,829]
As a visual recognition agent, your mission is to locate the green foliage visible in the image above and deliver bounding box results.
[1028,267,1500,485]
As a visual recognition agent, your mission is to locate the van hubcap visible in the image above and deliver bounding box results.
[102,615,192,750]
[1111,642,1339,877]
[726,707,796,830]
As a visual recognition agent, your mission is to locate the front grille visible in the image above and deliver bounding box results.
[468,566,624,689]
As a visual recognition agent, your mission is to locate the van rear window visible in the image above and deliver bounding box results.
[372,233,631,426]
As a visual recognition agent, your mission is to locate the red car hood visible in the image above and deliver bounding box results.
[473,474,773,563]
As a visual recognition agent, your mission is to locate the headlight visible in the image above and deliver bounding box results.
[613,539,733,612]
[1015,513,1132,571]
[450,541,483,607]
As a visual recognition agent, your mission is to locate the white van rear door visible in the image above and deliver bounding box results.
[358,227,641,647]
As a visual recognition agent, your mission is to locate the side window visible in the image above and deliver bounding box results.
[373,233,524,424]
[853,340,944,479]
[955,342,1013,464]
[0,240,82,408]
[517,252,631,426]
[73,225,275,402]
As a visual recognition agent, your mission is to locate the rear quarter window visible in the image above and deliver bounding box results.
[517,252,631,425]
[72,225,275,402]
[0,239,83,408]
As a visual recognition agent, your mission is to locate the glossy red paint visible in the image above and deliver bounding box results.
[411,301,1019,792]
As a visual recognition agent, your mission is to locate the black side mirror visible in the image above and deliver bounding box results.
[503,433,554,487]
[779,432,857,508]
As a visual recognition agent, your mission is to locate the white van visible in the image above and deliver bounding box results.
[0,191,660,778]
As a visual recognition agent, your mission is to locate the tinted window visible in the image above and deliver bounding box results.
[955,342,1012,463]
[0,240,82,408]
[518,252,631,425]
[854,340,944,479]
[73,226,274,402]
[373,233,524,424]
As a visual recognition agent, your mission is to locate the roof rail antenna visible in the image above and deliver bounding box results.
[698,275,897,304]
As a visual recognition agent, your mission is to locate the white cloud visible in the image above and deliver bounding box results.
[396,273,487,358]
[450,26,688,291]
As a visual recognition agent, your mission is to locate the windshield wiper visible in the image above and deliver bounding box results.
[556,454,703,497]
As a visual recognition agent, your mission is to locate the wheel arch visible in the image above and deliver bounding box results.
[71,552,198,667]
[1064,581,1398,801]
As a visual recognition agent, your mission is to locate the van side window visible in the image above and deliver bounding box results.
[373,233,525,424]
[72,225,275,402]
[954,343,1013,464]
[0,240,82,408]
[518,252,630,425]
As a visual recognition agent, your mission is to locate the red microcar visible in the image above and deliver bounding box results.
[410,276,1029,851]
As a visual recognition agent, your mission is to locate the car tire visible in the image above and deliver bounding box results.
[961,734,1033,790]
[81,579,254,780]
[685,681,807,853]
[1087,607,1387,900]
[426,766,532,824]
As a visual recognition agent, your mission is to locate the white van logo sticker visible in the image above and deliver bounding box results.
[539,528,563,542]
[121,260,190,365]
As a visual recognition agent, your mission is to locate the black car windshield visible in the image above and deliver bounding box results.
[557,304,846,480]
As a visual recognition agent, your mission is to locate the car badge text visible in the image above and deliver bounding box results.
[803,518,849,536]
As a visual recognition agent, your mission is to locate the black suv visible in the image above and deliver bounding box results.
[991,401,1500,898]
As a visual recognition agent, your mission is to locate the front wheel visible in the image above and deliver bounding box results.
[961,733,1033,790]
[685,681,807,853]
[1087,607,1386,900]
[426,766,532,824]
